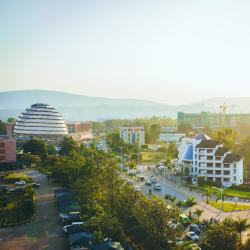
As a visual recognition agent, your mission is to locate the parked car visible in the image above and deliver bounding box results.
[154,183,161,190]
[190,224,201,234]
[15,180,26,185]
[10,187,25,193]
[150,177,157,183]
[134,186,141,192]
[145,180,152,186]
[0,185,8,191]
[186,231,199,241]
[136,169,142,174]
[63,222,84,233]
[137,175,145,181]
[31,183,40,188]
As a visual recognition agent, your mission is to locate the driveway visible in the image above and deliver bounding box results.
[0,169,67,250]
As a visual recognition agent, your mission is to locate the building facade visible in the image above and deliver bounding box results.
[66,122,93,142]
[14,103,68,144]
[178,134,243,186]
[177,112,250,130]
[120,127,145,146]
[0,139,16,163]
[159,133,185,143]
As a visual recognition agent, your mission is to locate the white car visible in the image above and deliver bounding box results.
[186,231,199,241]
[154,183,161,190]
[134,186,141,192]
[150,177,157,183]
[145,180,152,186]
[63,222,84,232]
[15,180,26,185]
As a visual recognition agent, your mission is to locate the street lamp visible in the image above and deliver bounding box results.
[220,185,231,211]
[118,146,125,163]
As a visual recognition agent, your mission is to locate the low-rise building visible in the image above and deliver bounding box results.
[66,122,93,142]
[178,134,243,186]
[159,133,185,143]
[0,139,16,163]
[120,126,145,146]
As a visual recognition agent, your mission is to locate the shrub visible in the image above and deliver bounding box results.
[4,173,32,183]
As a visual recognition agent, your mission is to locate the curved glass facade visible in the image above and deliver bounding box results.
[14,103,68,143]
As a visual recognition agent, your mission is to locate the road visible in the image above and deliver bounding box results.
[0,169,67,250]
[135,165,250,241]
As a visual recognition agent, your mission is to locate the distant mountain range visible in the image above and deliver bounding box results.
[0,90,250,121]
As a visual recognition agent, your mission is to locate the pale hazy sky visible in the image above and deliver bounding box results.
[1,0,250,105]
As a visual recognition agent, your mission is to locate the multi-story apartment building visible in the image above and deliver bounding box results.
[179,134,243,186]
[119,127,145,146]
[177,111,250,130]
[66,122,93,142]
[0,139,16,163]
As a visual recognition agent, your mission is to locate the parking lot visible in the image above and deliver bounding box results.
[0,169,67,250]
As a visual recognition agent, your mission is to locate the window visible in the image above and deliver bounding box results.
[207,170,213,174]
[224,170,230,175]
[215,163,221,167]
[207,177,213,181]
[234,169,236,174]
[0,148,5,154]
[215,170,221,175]
[224,164,230,168]
[223,178,230,182]
[207,149,213,154]
[234,176,236,181]
[207,163,213,167]
[207,156,213,160]
[215,156,221,161]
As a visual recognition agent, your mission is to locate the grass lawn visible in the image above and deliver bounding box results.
[140,151,164,163]
[209,201,250,212]
[199,185,250,199]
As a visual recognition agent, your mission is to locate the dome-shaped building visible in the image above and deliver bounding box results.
[14,103,68,143]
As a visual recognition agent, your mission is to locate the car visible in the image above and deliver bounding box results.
[145,180,152,186]
[64,224,85,234]
[150,177,157,183]
[10,187,25,193]
[31,183,40,188]
[186,231,199,241]
[0,185,8,191]
[154,183,161,190]
[63,222,84,233]
[136,169,142,174]
[158,165,166,171]
[190,224,201,234]
[134,186,141,192]
[15,180,26,185]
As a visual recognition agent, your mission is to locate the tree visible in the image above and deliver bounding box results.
[184,197,197,217]
[59,136,78,156]
[194,208,203,224]
[7,117,16,123]
[215,128,238,150]
[233,218,250,243]
[23,139,48,156]
[164,194,176,204]
[201,222,240,250]
[202,190,212,204]
[176,200,184,209]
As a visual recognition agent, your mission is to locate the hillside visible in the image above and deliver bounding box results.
[1,90,250,121]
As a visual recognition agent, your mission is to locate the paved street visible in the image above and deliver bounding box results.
[0,169,67,250]
[135,165,250,241]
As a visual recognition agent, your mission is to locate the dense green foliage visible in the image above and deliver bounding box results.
[41,137,181,249]
[23,139,48,156]
[0,186,34,227]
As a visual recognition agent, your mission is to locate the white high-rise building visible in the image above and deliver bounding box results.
[178,134,243,186]
[119,126,145,146]
[14,103,68,144]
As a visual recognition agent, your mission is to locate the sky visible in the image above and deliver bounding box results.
[0,0,250,105]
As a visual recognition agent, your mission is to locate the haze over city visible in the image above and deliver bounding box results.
[1,0,250,104]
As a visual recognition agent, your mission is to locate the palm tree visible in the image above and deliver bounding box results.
[233,218,250,243]
[185,197,197,218]
[194,208,204,224]
[164,194,176,204]
[202,190,212,204]
[176,200,184,209]
[169,195,177,204]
